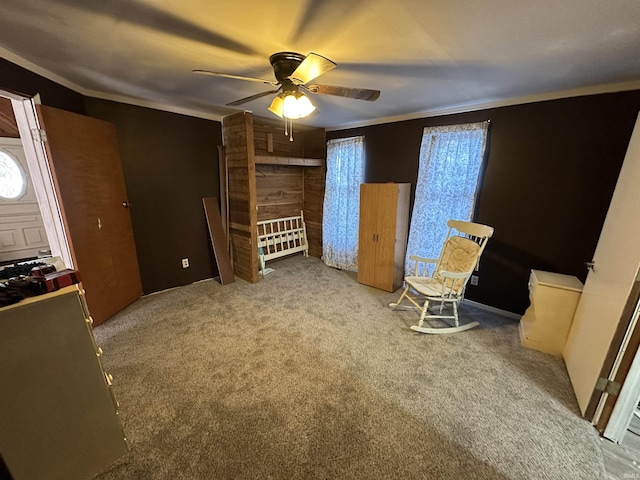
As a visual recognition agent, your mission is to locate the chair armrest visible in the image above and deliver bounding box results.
[437,270,474,295]
[409,255,438,264]
[409,255,439,276]
[438,270,472,279]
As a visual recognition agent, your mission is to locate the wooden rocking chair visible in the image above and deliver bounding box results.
[389,219,494,334]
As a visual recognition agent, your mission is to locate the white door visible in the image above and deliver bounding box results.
[563,112,640,417]
[0,137,50,262]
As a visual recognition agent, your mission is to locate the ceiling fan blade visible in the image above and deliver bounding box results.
[192,70,278,86]
[226,89,280,107]
[305,84,380,101]
[289,53,337,85]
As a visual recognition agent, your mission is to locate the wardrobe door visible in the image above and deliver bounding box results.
[357,183,378,287]
[357,183,410,292]
[374,184,400,291]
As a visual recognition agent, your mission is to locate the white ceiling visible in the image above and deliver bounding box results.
[1,0,640,129]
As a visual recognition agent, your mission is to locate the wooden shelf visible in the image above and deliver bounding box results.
[257,201,300,207]
[255,155,324,167]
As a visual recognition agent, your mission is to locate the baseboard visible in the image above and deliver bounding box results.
[143,277,215,297]
[464,299,522,321]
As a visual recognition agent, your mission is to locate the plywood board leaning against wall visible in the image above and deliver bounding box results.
[202,197,235,285]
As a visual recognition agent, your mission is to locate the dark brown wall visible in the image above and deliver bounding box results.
[0,58,86,114]
[1,58,223,295]
[328,90,640,314]
[5,55,639,311]
[84,98,222,294]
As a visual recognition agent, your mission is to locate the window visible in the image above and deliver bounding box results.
[0,150,26,199]
[322,136,365,271]
[406,122,489,274]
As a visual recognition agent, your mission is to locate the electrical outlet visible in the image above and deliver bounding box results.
[181,258,189,268]
[470,275,479,286]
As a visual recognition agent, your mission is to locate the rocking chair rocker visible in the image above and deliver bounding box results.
[390,219,494,334]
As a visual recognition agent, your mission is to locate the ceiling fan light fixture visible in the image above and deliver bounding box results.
[268,92,315,120]
[268,94,285,118]
[288,92,316,119]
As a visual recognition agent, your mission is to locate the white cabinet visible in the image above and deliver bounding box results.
[519,270,584,356]
[0,286,127,480]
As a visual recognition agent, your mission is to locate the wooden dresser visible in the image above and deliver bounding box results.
[357,183,411,292]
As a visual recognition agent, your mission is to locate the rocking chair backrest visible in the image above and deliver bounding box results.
[434,220,494,293]
[436,236,481,293]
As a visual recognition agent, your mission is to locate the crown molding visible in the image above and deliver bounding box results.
[325,80,640,131]
[1,46,86,93]
[82,89,224,122]
[1,47,225,122]
[4,46,640,131]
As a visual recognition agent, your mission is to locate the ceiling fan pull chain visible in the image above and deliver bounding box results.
[289,118,294,142]
[284,116,288,136]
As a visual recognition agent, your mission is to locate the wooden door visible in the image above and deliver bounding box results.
[563,112,640,418]
[357,184,378,287]
[36,105,142,326]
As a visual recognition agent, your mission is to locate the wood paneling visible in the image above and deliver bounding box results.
[256,165,304,221]
[253,117,304,157]
[223,112,258,283]
[253,114,326,259]
[0,98,19,138]
[303,128,327,159]
[303,166,326,258]
[224,112,326,280]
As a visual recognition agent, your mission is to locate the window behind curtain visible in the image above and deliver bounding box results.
[406,122,489,275]
[322,136,364,271]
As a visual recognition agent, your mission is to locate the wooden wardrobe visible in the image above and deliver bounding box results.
[221,112,326,283]
[357,183,411,292]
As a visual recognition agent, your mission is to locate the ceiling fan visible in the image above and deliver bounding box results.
[193,52,380,122]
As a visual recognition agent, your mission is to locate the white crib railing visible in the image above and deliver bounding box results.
[257,212,309,267]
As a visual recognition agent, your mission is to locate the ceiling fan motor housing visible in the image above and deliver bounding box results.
[269,52,306,85]
[196,51,379,108]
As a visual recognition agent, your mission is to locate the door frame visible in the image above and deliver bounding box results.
[1,89,73,268]
[593,273,640,440]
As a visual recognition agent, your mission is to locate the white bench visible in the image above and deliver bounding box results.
[257,212,309,272]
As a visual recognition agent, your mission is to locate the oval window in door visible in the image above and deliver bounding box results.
[0,150,25,199]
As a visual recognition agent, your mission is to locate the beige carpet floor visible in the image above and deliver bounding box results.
[94,255,605,479]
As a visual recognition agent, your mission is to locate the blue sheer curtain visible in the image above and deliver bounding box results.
[405,122,489,275]
[323,136,364,271]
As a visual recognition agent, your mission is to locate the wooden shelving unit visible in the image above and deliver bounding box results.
[255,155,324,167]
[221,112,326,283]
